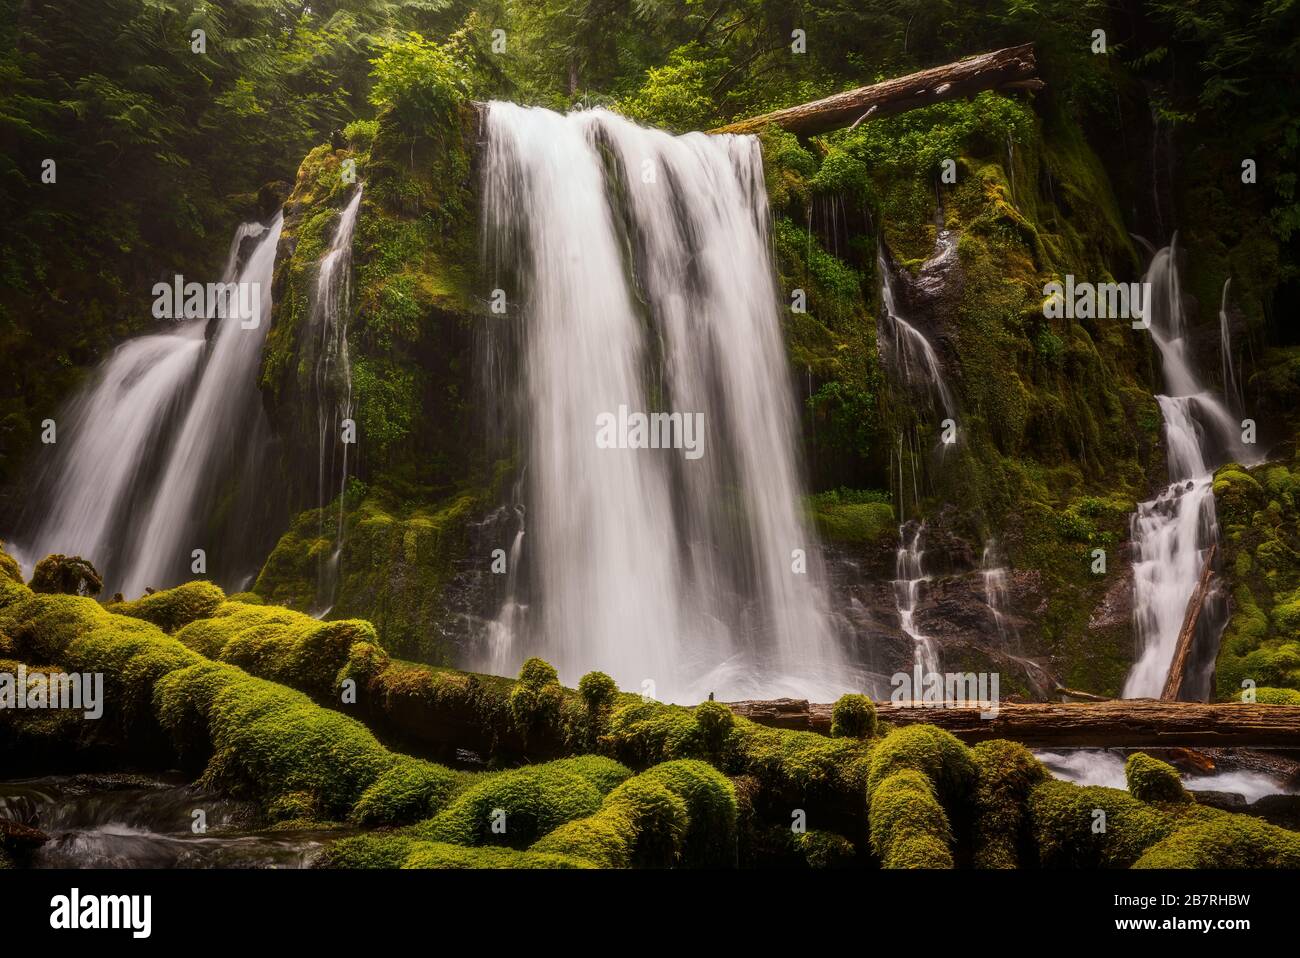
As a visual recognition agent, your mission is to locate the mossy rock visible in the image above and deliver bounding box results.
[109,580,225,633]
[1124,752,1189,805]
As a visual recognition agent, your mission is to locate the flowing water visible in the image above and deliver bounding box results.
[877,245,955,673]
[1122,238,1247,699]
[894,521,938,675]
[0,775,342,868]
[12,220,283,597]
[477,103,852,702]
[1219,278,1243,414]
[308,187,364,614]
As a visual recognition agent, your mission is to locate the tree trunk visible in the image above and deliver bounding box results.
[726,697,1300,747]
[709,43,1040,137]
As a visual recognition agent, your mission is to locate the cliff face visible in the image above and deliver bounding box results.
[253,103,504,663]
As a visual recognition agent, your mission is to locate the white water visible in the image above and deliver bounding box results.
[877,246,955,422]
[894,521,938,674]
[877,245,955,672]
[14,222,279,595]
[1123,238,1247,698]
[981,539,1014,643]
[1219,278,1243,413]
[1037,749,1296,804]
[479,103,851,702]
[119,215,284,598]
[309,188,364,614]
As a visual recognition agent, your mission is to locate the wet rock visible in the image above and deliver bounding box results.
[0,819,49,850]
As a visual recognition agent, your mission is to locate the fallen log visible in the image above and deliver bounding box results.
[1054,686,1112,702]
[1161,544,1217,702]
[726,697,1300,747]
[710,43,1039,137]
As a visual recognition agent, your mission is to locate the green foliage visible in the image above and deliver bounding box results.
[368,33,469,132]
[1124,753,1189,805]
[829,694,877,739]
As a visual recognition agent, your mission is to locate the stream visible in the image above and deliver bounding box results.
[0,774,349,868]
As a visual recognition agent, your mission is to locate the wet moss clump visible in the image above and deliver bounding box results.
[830,693,877,739]
[531,760,737,868]
[869,769,954,869]
[173,600,378,701]
[1029,779,1176,868]
[413,757,630,849]
[109,581,225,633]
[1134,816,1300,869]
[1124,752,1189,805]
[29,554,102,597]
[970,740,1047,868]
[349,756,468,826]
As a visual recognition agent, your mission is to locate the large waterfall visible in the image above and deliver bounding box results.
[478,103,852,703]
[1123,238,1246,698]
[13,217,284,597]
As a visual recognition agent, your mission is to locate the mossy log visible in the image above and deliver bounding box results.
[727,698,1300,747]
[710,43,1040,136]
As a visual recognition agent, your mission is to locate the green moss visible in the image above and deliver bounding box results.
[865,725,975,804]
[173,601,376,700]
[29,554,102,597]
[349,756,467,826]
[794,830,858,868]
[1125,752,1190,804]
[402,841,588,870]
[868,769,954,869]
[1134,816,1300,868]
[1029,779,1175,868]
[531,759,736,868]
[0,543,22,585]
[0,575,447,824]
[829,693,877,739]
[415,760,607,849]
[109,581,225,633]
[970,740,1047,868]
[319,832,416,869]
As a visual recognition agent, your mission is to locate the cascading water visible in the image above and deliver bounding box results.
[1219,278,1243,414]
[119,214,284,599]
[981,539,1013,644]
[894,522,938,675]
[478,103,852,702]
[1123,237,1247,699]
[878,244,956,673]
[307,187,364,614]
[13,220,282,596]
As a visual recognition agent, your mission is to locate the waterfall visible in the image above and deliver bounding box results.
[1219,278,1243,414]
[1122,237,1246,699]
[877,244,955,672]
[877,245,956,423]
[478,103,852,702]
[12,220,282,596]
[981,539,1013,644]
[308,187,364,614]
[894,521,938,675]
[118,215,284,598]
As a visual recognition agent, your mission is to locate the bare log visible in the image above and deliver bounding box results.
[726,697,1300,748]
[709,43,1039,137]
[1054,686,1112,702]
[1161,544,1217,702]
